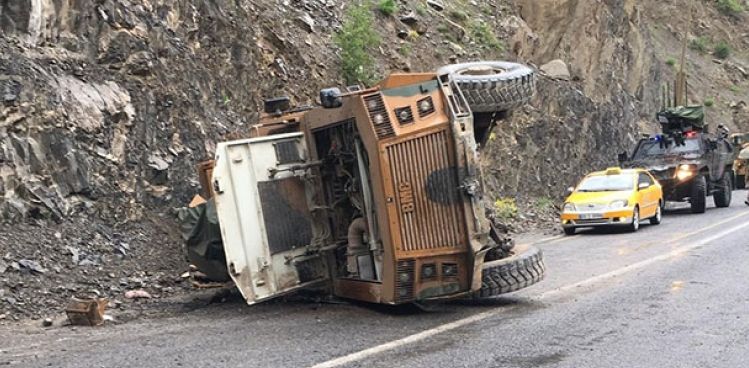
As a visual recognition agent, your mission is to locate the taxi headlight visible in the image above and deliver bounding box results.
[609,200,629,209]
[563,203,576,212]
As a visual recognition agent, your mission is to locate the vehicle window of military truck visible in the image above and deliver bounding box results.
[633,137,701,159]
[577,174,635,192]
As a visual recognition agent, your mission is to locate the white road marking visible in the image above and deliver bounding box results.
[516,234,578,248]
[541,219,749,299]
[308,214,749,368]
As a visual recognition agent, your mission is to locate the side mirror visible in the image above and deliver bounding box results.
[638,182,650,190]
[618,152,628,164]
[565,186,575,196]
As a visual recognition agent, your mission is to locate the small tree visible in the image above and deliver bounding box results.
[377,0,397,16]
[714,41,731,59]
[716,0,744,15]
[334,2,381,86]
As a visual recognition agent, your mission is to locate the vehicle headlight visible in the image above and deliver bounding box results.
[563,203,576,212]
[676,165,695,181]
[609,200,629,209]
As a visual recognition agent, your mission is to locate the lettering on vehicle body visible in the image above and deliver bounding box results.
[398,182,415,214]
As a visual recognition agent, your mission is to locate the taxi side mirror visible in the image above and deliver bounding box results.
[638,182,650,190]
[565,186,575,196]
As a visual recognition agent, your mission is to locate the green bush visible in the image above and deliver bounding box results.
[665,58,677,67]
[494,198,519,221]
[717,0,744,15]
[469,21,504,51]
[334,2,381,86]
[415,3,427,16]
[377,0,397,16]
[449,10,469,23]
[714,41,731,59]
[689,36,710,54]
[704,97,715,107]
[533,197,555,212]
[398,44,412,56]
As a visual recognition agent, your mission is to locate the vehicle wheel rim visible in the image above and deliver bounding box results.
[633,210,639,230]
[656,206,662,222]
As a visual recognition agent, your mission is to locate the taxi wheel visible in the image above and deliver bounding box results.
[650,203,662,225]
[563,227,576,236]
[629,207,640,232]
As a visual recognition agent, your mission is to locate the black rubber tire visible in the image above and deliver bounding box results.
[477,244,545,298]
[736,174,746,190]
[563,227,576,236]
[650,202,662,225]
[690,175,707,214]
[714,172,732,208]
[437,61,536,113]
[628,206,640,232]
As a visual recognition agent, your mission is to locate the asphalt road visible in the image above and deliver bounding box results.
[3,191,749,368]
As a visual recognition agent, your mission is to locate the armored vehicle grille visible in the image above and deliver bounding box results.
[386,129,465,253]
[273,140,302,164]
[364,94,395,139]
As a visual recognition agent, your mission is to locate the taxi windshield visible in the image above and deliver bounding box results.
[577,174,634,192]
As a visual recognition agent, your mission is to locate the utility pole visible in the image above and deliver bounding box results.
[674,1,694,107]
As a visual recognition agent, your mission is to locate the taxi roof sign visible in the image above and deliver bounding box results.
[605,167,623,175]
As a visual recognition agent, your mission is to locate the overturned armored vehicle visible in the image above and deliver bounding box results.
[183,62,545,306]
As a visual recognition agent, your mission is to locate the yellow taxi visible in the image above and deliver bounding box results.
[561,167,663,235]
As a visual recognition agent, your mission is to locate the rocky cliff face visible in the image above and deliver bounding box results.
[1,0,748,320]
[2,0,748,222]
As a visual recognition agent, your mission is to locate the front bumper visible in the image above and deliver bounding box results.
[560,209,634,228]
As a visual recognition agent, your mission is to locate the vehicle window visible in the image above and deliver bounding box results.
[577,174,635,192]
[632,138,701,159]
[638,173,652,186]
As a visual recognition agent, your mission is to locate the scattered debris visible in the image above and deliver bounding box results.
[124,290,152,299]
[42,318,53,327]
[65,297,108,326]
[17,259,46,275]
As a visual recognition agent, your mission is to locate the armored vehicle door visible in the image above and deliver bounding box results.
[707,137,732,180]
[211,133,329,305]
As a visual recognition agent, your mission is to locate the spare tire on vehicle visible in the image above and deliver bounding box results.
[477,244,545,298]
[437,61,536,113]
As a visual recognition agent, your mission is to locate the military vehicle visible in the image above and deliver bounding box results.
[620,106,734,213]
[181,62,545,306]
